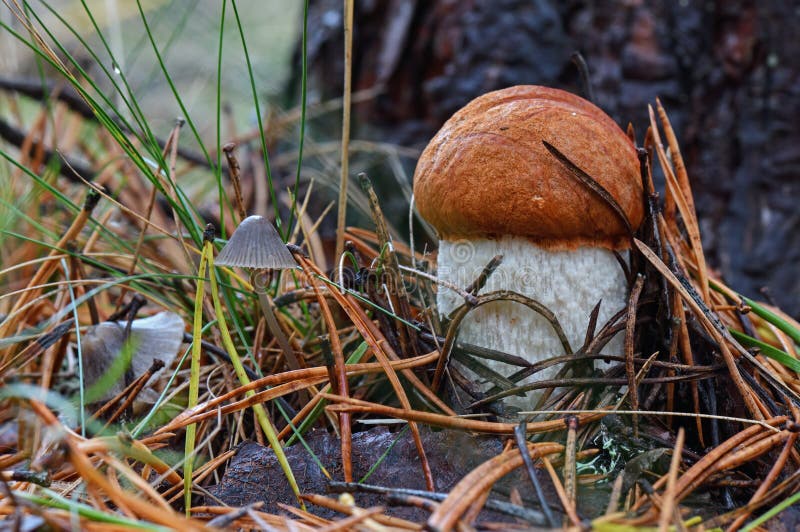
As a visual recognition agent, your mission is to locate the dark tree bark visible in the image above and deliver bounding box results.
[291,0,800,318]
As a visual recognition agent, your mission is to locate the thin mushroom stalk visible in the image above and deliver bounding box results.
[251,270,301,371]
[215,215,302,371]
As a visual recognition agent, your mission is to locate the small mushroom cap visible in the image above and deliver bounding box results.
[413,85,644,250]
[215,215,298,270]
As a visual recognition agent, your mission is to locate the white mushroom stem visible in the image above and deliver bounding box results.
[436,236,627,401]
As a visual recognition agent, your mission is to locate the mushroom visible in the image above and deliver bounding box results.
[215,215,301,370]
[215,215,298,271]
[413,85,644,406]
[81,311,184,405]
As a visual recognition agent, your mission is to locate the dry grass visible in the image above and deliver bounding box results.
[1,3,799,531]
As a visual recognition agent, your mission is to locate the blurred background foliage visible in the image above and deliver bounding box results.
[1,0,301,136]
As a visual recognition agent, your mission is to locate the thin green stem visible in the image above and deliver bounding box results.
[183,240,209,513]
[286,0,309,236]
[215,0,229,236]
[230,0,282,235]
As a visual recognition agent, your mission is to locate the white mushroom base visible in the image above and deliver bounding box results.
[437,237,627,410]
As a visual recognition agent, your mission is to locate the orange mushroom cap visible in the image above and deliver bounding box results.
[413,85,644,250]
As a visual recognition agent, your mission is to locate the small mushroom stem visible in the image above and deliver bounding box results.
[251,270,301,371]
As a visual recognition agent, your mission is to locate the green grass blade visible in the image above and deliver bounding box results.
[0,17,202,246]
[230,0,282,235]
[359,425,409,483]
[286,0,309,235]
[15,489,170,531]
[741,296,800,346]
[130,3,195,96]
[34,1,161,157]
[183,239,209,514]
[74,0,162,150]
[215,0,229,236]
[730,329,800,373]
[742,490,800,531]
[134,0,214,169]
[61,258,86,435]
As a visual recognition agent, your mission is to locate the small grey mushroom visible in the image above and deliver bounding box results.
[215,215,298,270]
[215,215,302,371]
[80,311,184,403]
